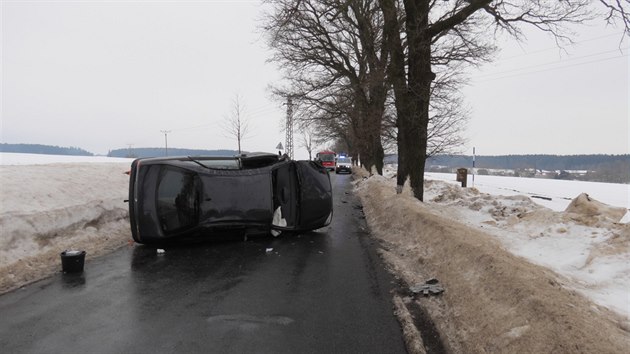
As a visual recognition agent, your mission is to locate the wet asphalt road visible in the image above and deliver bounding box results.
[0,173,407,354]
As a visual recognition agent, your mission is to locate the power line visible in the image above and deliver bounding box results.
[474,47,629,79]
[474,54,628,83]
[496,32,626,62]
[246,103,281,115]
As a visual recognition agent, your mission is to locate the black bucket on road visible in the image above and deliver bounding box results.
[60,250,86,273]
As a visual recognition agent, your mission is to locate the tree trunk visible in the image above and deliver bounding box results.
[401,0,432,201]
[381,0,409,193]
[366,96,386,175]
[354,84,386,175]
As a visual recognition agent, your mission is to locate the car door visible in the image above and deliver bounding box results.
[271,161,332,232]
[272,161,298,229]
[295,160,333,230]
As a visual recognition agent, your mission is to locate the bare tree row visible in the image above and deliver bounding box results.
[263,0,629,201]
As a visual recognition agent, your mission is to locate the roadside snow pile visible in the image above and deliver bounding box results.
[354,169,629,353]
[0,159,132,293]
[565,193,628,226]
[420,178,629,321]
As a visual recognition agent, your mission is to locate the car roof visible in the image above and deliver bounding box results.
[134,152,284,170]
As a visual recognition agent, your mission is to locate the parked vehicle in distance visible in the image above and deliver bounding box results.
[335,156,352,174]
[315,150,336,171]
[128,153,333,244]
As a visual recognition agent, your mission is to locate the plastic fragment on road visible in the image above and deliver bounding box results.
[266,248,273,253]
[410,278,444,296]
[156,249,165,255]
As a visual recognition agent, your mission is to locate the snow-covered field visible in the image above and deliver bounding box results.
[1,153,628,345]
[383,165,629,323]
[0,152,133,165]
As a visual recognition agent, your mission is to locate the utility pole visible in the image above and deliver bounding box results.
[285,96,294,159]
[160,130,171,156]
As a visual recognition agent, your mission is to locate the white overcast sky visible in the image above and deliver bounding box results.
[1,1,628,159]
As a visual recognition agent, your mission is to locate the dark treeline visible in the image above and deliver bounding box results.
[1,143,93,156]
[107,147,240,158]
[416,154,630,184]
[426,154,630,171]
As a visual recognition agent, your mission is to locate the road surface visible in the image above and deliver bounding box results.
[0,173,407,353]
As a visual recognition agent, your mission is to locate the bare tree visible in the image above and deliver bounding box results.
[426,70,471,157]
[285,83,362,163]
[599,0,630,33]
[381,0,629,201]
[266,0,488,176]
[222,93,250,154]
[381,68,474,159]
[263,0,390,173]
[266,0,628,200]
[300,124,316,160]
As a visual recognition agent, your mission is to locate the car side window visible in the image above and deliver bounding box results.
[156,166,199,233]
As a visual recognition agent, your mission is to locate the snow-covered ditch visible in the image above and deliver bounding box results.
[0,153,134,293]
[355,166,629,353]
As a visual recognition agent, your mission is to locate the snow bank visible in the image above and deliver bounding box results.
[379,165,630,322]
[416,177,630,321]
[354,172,629,353]
[0,160,132,293]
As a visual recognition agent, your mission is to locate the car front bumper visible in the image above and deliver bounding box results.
[336,165,352,173]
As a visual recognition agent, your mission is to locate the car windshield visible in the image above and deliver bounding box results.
[156,166,199,232]
[337,157,351,163]
[319,154,335,162]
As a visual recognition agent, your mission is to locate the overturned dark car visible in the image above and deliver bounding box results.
[128,153,333,244]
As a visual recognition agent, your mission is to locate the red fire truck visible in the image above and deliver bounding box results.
[315,150,336,171]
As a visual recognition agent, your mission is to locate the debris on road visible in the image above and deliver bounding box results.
[410,279,444,296]
[156,249,165,255]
